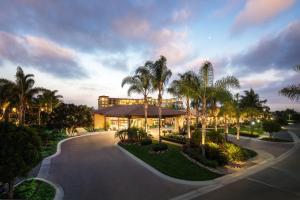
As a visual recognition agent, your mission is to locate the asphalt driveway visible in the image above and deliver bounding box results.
[47,133,196,200]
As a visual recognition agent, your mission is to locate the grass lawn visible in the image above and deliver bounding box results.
[229,126,263,138]
[119,142,221,181]
[1,179,55,200]
[260,137,293,142]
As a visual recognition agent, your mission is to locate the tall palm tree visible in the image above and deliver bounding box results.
[240,88,266,121]
[208,89,232,131]
[122,63,153,132]
[37,89,63,112]
[149,56,172,143]
[235,93,241,140]
[0,67,43,125]
[168,71,194,140]
[220,98,236,142]
[279,65,300,101]
[193,61,239,156]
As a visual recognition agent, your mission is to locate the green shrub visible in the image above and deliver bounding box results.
[115,127,147,142]
[206,130,224,144]
[152,143,168,152]
[262,120,281,138]
[161,134,187,144]
[140,138,152,146]
[224,143,245,162]
[191,128,201,146]
[182,146,218,168]
[205,142,228,165]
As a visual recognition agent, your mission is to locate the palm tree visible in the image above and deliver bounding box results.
[0,81,17,122]
[220,98,236,141]
[149,56,172,143]
[122,62,153,132]
[240,88,266,121]
[279,65,300,101]
[0,67,43,125]
[208,89,232,131]
[235,93,241,140]
[37,89,63,112]
[193,61,239,156]
[168,71,195,140]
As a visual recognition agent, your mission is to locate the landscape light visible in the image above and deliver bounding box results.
[251,121,255,125]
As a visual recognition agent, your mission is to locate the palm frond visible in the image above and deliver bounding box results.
[279,84,300,101]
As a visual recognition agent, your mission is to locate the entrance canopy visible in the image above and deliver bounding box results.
[94,104,185,118]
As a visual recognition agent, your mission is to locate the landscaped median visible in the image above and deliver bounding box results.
[116,128,259,182]
[119,141,221,181]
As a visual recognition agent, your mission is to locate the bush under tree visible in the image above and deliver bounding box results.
[0,122,41,199]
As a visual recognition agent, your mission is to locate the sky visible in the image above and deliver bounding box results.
[0,0,299,111]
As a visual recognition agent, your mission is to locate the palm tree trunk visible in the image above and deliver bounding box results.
[158,88,162,143]
[144,95,148,133]
[224,115,228,142]
[195,99,199,128]
[186,97,191,139]
[214,115,218,131]
[201,96,206,157]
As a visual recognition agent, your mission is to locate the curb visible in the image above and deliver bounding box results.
[14,177,63,200]
[37,131,106,200]
[228,134,295,144]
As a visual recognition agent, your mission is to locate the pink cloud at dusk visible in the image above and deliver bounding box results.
[232,0,295,34]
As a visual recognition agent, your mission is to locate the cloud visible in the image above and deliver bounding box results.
[213,0,243,18]
[231,20,300,72]
[171,8,191,23]
[231,0,295,34]
[0,32,86,78]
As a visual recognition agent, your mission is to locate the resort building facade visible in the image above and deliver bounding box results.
[98,95,183,109]
[94,104,185,131]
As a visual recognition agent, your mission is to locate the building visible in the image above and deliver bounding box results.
[98,95,183,110]
[94,104,185,131]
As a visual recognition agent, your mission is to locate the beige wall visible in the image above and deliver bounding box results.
[94,114,105,129]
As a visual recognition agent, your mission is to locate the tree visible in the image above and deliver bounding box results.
[37,89,63,113]
[0,67,44,125]
[279,65,300,101]
[208,89,232,131]
[168,71,195,140]
[121,62,153,132]
[192,61,239,156]
[262,120,281,138]
[219,98,236,141]
[240,88,267,122]
[149,56,172,143]
[0,122,41,199]
[48,103,93,135]
[0,82,17,122]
